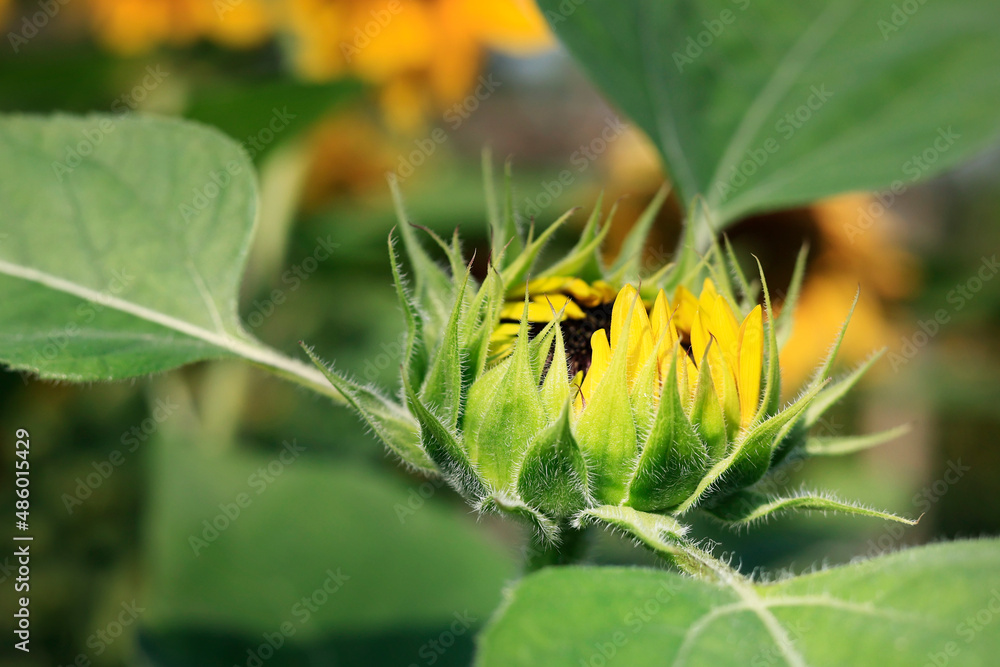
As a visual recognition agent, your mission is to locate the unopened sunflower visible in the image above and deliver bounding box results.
[306,162,914,559]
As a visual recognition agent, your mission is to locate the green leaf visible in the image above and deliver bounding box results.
[0,114,336,397]
[539,0,1000,226]
[144,435,514,639]
[478,540,1000,667]
[705,489,916,526]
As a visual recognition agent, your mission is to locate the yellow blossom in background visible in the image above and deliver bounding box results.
[84,0,273,54]
[286,0,553,130]
[300,112,398,211]
[779,194,919,386]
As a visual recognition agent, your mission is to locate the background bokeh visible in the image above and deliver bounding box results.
[1,1,998,665]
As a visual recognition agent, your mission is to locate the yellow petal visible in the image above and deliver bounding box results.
[710,294,741,371]
[699,278,718,309]
[672,285,699,335]
[737,305,764,427]
[577,329,611,412]
[649,289,677,380]
[610,285,654,389]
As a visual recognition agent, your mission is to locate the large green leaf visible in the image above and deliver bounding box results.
[539,0,1000,225]
[144,435,515,638]
[478,540,1000,666]
[0,114,335,397]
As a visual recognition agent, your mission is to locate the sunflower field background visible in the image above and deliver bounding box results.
[0,1,999,665]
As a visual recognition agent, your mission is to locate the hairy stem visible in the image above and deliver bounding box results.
[523,525,587,573]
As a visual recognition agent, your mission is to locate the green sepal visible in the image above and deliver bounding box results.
[403,371,486,501]
[501,207,575,287]
[627,351,710,512]
[573,301,639,505]
[540,197,615,281]
[500,158,524,259]
[517,403,591,520]
[607,184,670,283]
[689,343,728,459]
[388,174,453,329]
[776,244,810,350]
[659,202,699,294]
[629,346,661,439]
[638,260,676,301]
[704,489,917,527]
[465,300,546,489]
[574,506,689,563]
[723,234,758,311]
[419,265,470,428]
[810,289,860,386]
[462,360,508,464]
[677,380,824,512]
[753,256,782,421]
[303,346,435,473]
[388,230,428,387]
[805,350,884,428]
[539,323,570,419]
[528,307,564,383]
[710,381,825,502]
[479,492,558,544]
[483,149,523,266]
[804,423,910,457]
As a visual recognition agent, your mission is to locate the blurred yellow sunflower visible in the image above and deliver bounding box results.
[286,0,553,130]
[84,0,273,54]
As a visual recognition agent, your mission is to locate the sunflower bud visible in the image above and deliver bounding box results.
[306,163,915,551]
